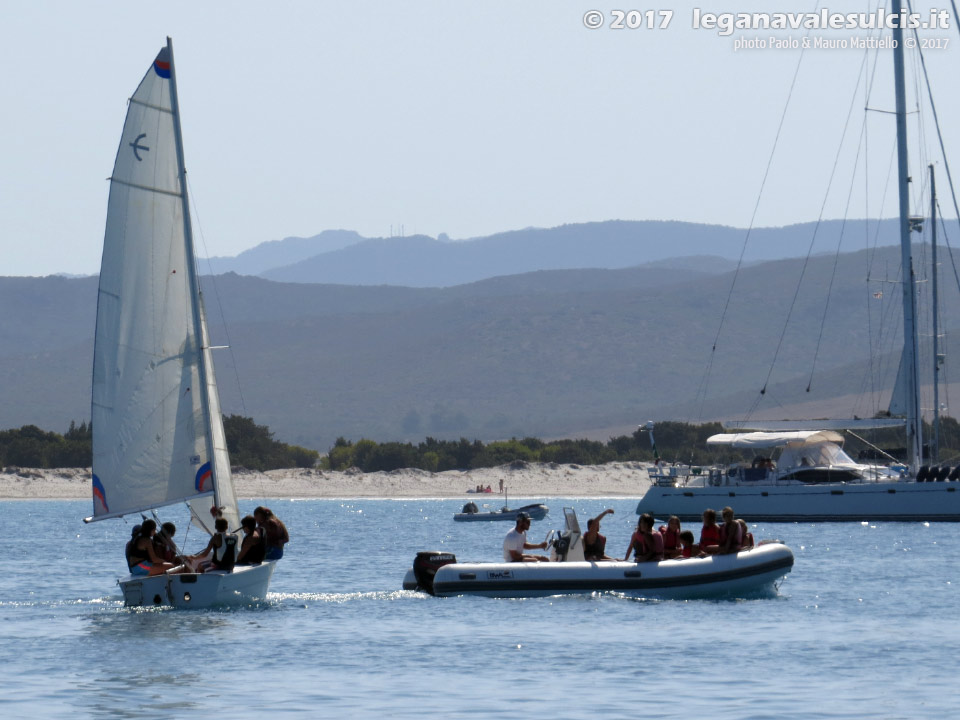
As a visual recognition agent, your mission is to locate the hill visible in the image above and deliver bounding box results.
[0,240,953,451]
[205,219,905,287]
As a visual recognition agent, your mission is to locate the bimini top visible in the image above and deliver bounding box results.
[706,430,845,449]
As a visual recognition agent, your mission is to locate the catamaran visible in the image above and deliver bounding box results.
[85,39,275,606]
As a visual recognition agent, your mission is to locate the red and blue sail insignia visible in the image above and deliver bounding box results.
[153,47,171,78]
[195,462,212,493]
[92,474,109,513]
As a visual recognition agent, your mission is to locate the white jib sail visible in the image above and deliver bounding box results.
[90,43,237,529]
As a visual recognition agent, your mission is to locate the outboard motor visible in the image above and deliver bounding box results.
[412,551,457,595]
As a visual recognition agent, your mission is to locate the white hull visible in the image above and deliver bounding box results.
[119,562,275,608]
[637,480,960,521]
[403,543,793,599]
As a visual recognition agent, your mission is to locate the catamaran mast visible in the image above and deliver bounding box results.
[165,37,223,511]
[892,1,923,474]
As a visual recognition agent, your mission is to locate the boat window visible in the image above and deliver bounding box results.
[778,441,856,468]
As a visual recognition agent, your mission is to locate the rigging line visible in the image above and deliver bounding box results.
[846,430,900,463]
[184,176,269,504]
[758,47,867,398]
[952,0,960,44]
[806,50,872,393]
[935,198,960,299]
[696,16,815,421]
[865,144,899,410]
[853,4,889,414]
[184,173,249,418]
[908,2,960,295]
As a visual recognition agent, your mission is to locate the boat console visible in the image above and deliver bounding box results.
[549,507,585,562]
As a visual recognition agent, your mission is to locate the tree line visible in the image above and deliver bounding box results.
[0,416,318,471]
[3,417,958,473]
[324,418,960,473]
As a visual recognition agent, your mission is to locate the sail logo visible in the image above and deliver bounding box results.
[129,133,150,162]
[153,59,171,78]
[195,462,212,493]
[92,474,109,513]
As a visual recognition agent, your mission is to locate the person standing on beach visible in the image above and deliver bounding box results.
[503,512,550,562]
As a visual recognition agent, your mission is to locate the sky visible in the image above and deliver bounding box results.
[2,0,959,276]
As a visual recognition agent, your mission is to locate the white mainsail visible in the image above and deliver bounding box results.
[89,41,239,532]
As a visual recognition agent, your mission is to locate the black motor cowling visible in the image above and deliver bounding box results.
[412,551,457,595]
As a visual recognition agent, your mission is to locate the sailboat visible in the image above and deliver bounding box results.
[636,1,960,522]
[85,39,275,606]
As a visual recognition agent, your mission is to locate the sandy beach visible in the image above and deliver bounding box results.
[0,461,653,500]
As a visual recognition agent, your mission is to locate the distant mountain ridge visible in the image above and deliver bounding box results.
[204,229,363,276]
[1,241,954,452]
[205,219,905,287]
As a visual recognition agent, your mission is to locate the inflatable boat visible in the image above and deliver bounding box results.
[405,508,793,599]
[454,501,549,522]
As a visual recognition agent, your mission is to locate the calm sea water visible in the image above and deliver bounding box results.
[1,496,957,719]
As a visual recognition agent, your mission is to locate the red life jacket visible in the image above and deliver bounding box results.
[700,524,721,547]
[659,526,680,551]
[635,531,664,561]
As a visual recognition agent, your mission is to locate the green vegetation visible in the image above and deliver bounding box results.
[222,415,319,470]
[0,416,318,471]
[3,417,959,473]
[0,421,92,468]
[324,423,723,472]
[324,418,960,473]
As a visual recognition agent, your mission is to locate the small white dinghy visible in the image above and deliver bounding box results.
[404,508,793,599]
[85,39,275,608]
[117,563,275,609]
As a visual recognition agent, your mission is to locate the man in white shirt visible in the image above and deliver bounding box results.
[503,512,550,562]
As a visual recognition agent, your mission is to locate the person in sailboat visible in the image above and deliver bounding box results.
[187,517,238,573]
[125,520,177,577]
[153,522,180,563]
[123,524,141,565]
[254,506,289,561]
[236,515,266,566]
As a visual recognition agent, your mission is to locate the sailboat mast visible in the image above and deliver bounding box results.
[930,164,940,464]
[891,1,923,473]
[164,37,221,509]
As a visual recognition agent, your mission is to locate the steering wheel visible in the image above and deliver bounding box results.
[542,528,557,550]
